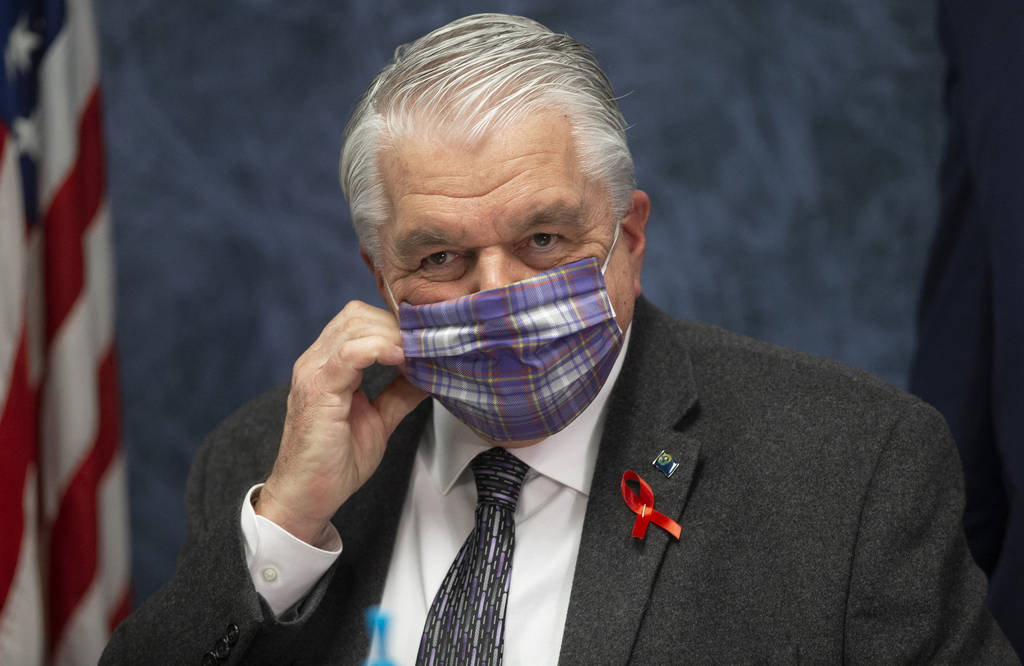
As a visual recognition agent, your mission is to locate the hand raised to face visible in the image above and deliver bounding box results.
[255,300,427,545]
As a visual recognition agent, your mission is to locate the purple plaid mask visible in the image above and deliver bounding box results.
[396,254,623,442]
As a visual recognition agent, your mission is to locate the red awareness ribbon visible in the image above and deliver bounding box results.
[620,470,682,540]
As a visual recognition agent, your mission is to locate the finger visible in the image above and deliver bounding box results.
[308,302,402,360]
[332,310,401,344]
[373,375,430,435]
[327,301,399,337]
[325,299,396,328]
[315,335,405,396]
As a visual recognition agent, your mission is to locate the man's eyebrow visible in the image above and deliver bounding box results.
[391,204,586,260]
[393,228,455,261]
[512,203,587,234]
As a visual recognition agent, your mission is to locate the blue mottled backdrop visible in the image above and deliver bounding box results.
[97,1,943,602]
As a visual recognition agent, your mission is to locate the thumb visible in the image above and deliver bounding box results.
[373,375,429,434]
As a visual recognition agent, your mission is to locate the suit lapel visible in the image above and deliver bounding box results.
[559,298,701,664]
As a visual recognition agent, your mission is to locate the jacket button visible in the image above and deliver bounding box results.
[225,623,239,646]
[213,637,231,659]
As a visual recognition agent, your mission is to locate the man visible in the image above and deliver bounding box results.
[103,13,1016,665]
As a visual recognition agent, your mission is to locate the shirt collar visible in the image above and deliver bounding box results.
[424,325,633,497]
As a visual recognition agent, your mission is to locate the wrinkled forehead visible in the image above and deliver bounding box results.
[374,110,605,235]
[380,107,579,183]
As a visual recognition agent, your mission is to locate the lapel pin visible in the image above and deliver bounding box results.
[621,470,681,540]
[652,449,679,478]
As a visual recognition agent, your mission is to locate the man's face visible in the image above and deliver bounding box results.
[368,110,649,332]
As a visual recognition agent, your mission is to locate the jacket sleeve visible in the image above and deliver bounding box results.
[100,388,340,665]
[843,400,1019,663]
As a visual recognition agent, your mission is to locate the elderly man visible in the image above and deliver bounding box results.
[103,13,1016,665]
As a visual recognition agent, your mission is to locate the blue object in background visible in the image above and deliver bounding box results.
[96,2,944,603]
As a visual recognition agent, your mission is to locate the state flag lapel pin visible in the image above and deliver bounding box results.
[652,450,679,478]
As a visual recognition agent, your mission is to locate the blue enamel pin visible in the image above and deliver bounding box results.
[652,450,679,478]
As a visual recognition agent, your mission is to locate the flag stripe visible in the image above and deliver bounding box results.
[0,467,45,665]
[43,89,104,344]
[40,203,114,521]
[51,579,104,665]
[109,586,132,633]
[51,453,131,665]
[0,326,34,607]
[36,0,99,209]
[25,227,46,388]
[46,348,119,652]
[98,457,132,630]
[0,127,33,610]
[0,128,24,385]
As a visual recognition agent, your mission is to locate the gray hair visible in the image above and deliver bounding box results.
[339,13,636,265]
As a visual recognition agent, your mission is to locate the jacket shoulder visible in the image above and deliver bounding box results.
[630,299,950,474]
[675,317,924,415]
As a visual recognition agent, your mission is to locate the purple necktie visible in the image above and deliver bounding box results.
[417,447,530,666]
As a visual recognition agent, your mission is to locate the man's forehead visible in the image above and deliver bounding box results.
[379,111,577,183]
[374,111,600,256]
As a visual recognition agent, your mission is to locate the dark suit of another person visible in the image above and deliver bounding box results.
[911,0,1024,654]
[102,298,1016,664]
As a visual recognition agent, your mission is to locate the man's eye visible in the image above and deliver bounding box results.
[424,251,450,267]
[530,233,557,248]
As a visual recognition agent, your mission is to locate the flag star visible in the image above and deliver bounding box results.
[13,115,40,160]
[5,14,41,80]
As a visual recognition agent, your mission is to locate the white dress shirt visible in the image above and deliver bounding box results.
[241,329,632,664]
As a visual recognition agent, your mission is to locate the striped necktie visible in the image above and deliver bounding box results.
[417,447,530,665]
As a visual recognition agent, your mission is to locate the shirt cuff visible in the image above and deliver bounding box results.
[240,484,342,617]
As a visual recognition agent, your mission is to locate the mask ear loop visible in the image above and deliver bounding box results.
[600,222,623,329]
[601,222,621,275]
[383,278,400,311]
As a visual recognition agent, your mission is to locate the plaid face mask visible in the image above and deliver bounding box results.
[397,255,624,442]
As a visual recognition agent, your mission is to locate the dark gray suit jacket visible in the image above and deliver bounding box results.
[103,298,1018,664]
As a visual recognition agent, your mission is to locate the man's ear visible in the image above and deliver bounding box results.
[620,190,649,296]
[360,246,390,306]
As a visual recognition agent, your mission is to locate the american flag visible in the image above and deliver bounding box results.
[0,0,132,663]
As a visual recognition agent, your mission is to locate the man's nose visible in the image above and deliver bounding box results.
[473,248,532,293]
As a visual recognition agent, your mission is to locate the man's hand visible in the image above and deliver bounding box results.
[254,300,427,544]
